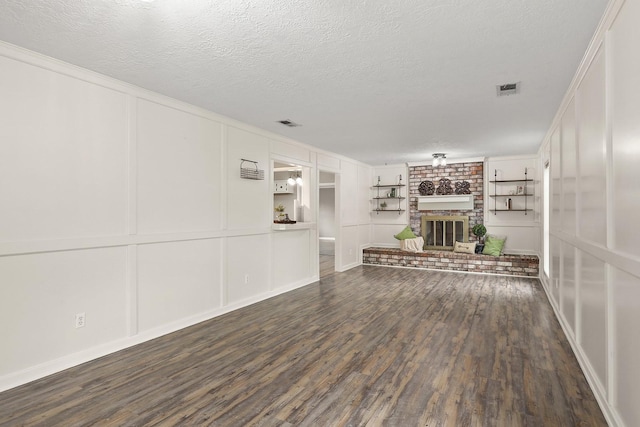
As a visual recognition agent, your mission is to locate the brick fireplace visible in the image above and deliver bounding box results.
[408,162,484,243]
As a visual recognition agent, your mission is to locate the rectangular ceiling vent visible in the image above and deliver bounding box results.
[496,82,519,96]
[277,119,301,127]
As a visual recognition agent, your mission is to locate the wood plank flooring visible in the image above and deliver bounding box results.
[0,266,606,426]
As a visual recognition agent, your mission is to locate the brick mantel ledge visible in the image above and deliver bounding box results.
[363,247,539,277]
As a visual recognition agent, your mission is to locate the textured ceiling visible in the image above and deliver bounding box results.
[0,0,608,165]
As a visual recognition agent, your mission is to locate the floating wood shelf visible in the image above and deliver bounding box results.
[489,209,533,212]
[489,194,534,197]
[373,197,406,200]
[491,169,532,215]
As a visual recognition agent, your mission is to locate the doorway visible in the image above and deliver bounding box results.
[318,171,336,277]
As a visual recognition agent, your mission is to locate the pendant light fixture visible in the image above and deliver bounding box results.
[432,153,447,167]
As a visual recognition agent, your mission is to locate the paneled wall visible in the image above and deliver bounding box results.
[485,156,540,255]
[370,164,409,247]
[0,42,371,391]
[540,1,640,425]
[335,162,371,270]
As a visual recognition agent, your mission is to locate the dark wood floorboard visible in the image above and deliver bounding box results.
[0,266,606,426]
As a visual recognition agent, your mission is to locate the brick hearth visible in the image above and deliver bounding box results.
[363,247,539,277]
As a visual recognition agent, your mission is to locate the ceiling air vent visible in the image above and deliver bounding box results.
[277,119,301,127]
[496,82,519,96]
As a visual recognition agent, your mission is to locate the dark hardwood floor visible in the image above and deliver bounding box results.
[0,266,606,426]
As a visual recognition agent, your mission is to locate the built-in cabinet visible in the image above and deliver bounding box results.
[489,168,534,214]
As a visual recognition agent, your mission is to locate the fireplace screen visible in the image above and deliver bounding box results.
[421,215,469,250]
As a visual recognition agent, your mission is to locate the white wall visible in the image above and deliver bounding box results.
[370,164,409,247]
[485,156,540,255]
[0,42,372,391]
[334,162,372,270]
[319,187,336,238]
[539,1,640,425]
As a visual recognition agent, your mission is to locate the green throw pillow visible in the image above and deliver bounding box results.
[394,226,417,240]
[482,235,506,256]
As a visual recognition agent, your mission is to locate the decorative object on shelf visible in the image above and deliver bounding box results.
[274,217,296,224]
[432,153,447,167]
[240,158,264,180]
[489,168,533,215]
[274,204,286,221]
[436,178,453,195]
[418,180,435,195]
[454,180,471,194]
[372,179,405,214]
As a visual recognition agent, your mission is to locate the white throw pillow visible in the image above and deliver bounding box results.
[453,241,476,254]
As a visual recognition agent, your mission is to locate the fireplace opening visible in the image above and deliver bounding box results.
[421,215,469,250]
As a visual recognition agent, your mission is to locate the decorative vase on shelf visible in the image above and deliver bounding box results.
[274,204,286,221]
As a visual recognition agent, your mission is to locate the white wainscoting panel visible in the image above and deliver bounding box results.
[317,153,341,171]
[340,162,358,225]
[358,224,372,254]
[550,127,562,231]
[577,46,607,247]
[226,126,270,230]
[0,55,128,242]
[561,99,577,236]
[339,225,359,270]
[226,234,271,305]
[611,0,640,258]
[611,266,640,427]
[578,250,607,394]
[136,99,223,234]
[550,235,561,304]
[0,247,128,376]
[136,239,222,332]
[561,241,577,336]
[357,165,372,224]
[272,230,311,289]
[270,139,310,164]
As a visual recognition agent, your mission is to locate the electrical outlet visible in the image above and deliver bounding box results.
[244,274,249,284]
[75,312,86,329]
